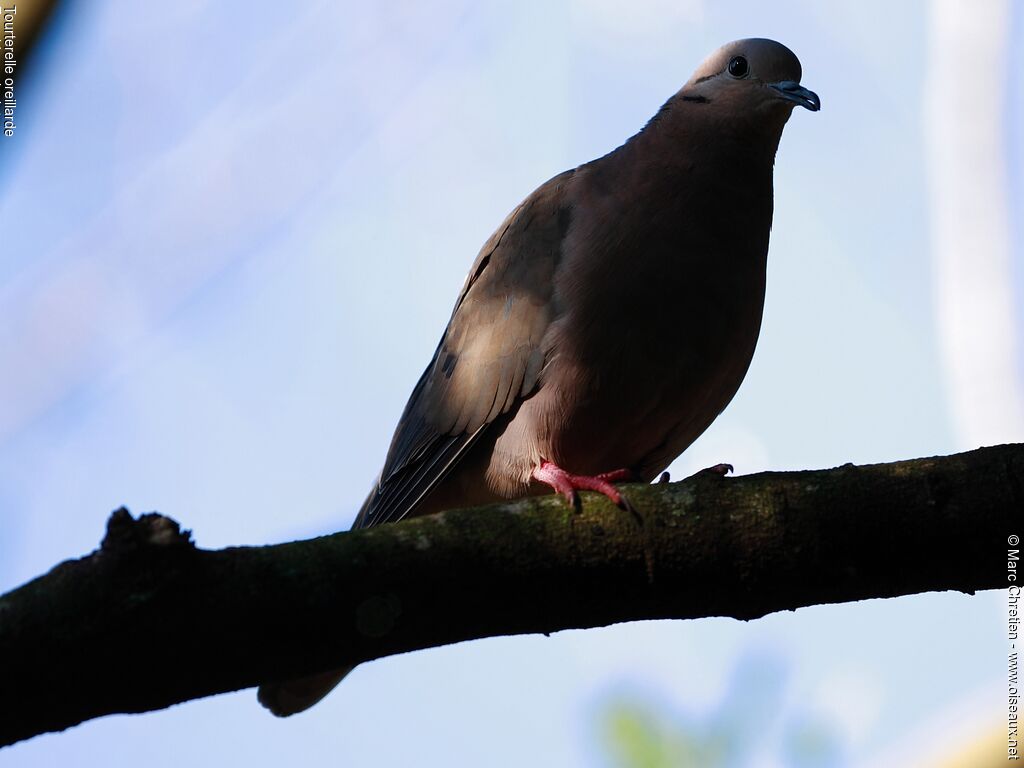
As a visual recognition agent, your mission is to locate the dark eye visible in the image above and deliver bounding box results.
[727,55,749,78]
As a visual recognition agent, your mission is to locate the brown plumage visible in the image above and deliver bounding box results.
[259,37,818,716]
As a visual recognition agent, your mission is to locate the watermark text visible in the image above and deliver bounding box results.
[1009,536,1019,760]
[2,3,17,137]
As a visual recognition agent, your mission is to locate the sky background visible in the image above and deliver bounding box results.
[1,0,1020,765]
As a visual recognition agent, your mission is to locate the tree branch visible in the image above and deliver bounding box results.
[1,443,1020,747]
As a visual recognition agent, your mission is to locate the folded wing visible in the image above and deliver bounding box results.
[352,170,574,528]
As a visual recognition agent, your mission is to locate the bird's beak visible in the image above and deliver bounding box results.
[769,80,820,111]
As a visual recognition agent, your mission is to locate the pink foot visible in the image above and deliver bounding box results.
[532,460,637,510]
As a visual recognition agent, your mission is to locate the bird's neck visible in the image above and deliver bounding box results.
[629,94,786,176]
[580,109,773,238]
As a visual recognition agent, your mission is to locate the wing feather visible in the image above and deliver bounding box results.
[352,170,574,528]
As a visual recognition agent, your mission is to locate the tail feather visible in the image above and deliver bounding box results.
[257,666,354,717]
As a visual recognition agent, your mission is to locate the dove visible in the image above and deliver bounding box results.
[258,37,819,716]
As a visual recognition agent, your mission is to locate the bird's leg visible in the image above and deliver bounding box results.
[532,460,636,511]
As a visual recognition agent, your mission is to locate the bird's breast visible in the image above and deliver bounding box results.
[537,188,771,475]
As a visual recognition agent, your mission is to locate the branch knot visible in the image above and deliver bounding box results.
[100,507,194,554]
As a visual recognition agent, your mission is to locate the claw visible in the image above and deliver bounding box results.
[688,462,734,480]
[532,460,634,511]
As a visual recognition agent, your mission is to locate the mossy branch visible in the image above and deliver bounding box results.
[1,443,1020,747]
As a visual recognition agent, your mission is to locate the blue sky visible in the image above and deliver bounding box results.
[1,1,1020,765]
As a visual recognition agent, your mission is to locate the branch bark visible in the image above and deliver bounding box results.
[1,443,1020,747]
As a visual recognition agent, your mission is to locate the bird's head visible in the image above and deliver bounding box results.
[681,38,820,120]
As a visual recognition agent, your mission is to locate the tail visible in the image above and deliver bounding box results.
[258,491,373,717]
[257,666,354,717]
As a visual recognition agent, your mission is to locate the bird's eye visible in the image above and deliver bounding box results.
[727,56,749,78]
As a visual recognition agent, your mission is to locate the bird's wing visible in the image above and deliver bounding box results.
[352,170,574,528]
